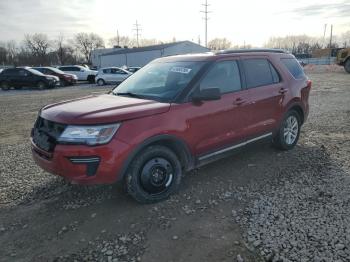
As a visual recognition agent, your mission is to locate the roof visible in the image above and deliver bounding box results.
[101,41,206,56]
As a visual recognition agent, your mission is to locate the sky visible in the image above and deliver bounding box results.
[0,0,349,47]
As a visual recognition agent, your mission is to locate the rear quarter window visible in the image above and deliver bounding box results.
[281,58,305,79]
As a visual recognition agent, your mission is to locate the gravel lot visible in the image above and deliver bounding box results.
[0,72,349,262]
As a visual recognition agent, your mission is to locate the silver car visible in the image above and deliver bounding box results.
[95,67,132,86]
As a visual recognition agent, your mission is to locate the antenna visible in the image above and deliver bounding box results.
[133,20,142,47]
[200,0,211,47]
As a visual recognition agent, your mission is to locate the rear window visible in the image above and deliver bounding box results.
[242,59,280,88]
[281,58,305,79]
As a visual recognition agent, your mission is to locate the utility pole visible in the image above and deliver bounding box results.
[329,24,333,48]
[116,29,120,46]
[201,0,210,47]
[133,20,142,47]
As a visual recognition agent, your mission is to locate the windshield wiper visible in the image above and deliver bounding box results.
[114,92,145,98]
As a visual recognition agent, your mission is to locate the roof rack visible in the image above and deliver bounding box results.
[216,48,287,54]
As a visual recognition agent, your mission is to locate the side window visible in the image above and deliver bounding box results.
[116,69,127,74]
[243,58,279,88]
[200,61,241,94]
[19,69,29,76]
[3,69,18,76]
[59,67,68,71]
[103,69,111,74]
[281,58,305,79]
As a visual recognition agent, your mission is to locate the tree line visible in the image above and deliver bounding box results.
[208,31,350,55]
[1,31,349,67]
[0,33,166,67]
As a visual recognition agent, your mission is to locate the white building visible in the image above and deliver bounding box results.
[91,48,118,68]
[95,41,210,68]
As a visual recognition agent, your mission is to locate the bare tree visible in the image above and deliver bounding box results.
[53,34,77,65]
[73,33,105,63]
[339,30,350,47]
[6,40,18,64]
[208,38,232,50]
[24,34,50,57]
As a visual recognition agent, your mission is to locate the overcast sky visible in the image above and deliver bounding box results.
[0,0,349,46]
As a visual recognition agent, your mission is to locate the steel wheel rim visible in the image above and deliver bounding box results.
[283,115,298,145]
[140,157,174,195]
[97,79,104,86]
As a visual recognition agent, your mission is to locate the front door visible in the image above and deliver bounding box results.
[184,59,251,156]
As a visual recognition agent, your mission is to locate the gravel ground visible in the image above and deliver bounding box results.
[0,72,349,261]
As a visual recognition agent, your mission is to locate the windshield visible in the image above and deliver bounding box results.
[112,61,206,102]
[48,67,65,74]
[27,68,45,76]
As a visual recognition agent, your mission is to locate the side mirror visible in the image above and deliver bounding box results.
[192,87,221,102]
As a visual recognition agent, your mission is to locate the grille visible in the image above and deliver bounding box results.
[32,117,66,152]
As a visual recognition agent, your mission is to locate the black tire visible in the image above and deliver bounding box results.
[125,145,182,204]
[0,81,11,91]
[37,81,47,90]
[60,80,68,87]
[87,75,95,83]
[273,110,301,150]
[96,78,105,86]
[344,59,350,74]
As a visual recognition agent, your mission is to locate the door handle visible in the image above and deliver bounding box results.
[279,88,288,94]
[233,97,246,105]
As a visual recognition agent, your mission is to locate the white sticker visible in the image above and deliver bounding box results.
[170,67,192,74]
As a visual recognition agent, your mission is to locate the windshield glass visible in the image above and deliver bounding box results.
[112,61,206,102]
[48,67,65,74]
[27,68,45,76]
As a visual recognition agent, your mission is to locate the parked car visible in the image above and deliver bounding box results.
[0,67,59,90]
[31,49,311,203]
[57,65,97,83]
[95,67,132,86]
[32,67,78,86]
[126,67,141,73]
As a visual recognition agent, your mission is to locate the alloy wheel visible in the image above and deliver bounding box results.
[283,115,299,145]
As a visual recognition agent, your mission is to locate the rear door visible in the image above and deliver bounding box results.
[19,69,37,87]
[185,59,251,156]
[241,57,285,137]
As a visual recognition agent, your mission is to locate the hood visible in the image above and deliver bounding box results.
[46,74,59,81]
[40,94,170,125]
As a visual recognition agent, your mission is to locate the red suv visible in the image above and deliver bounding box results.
[31,49,311,203]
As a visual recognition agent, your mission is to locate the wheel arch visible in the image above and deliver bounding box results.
[118,134,194,182]
[287,103,305,124]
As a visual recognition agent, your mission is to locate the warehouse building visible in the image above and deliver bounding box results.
[95,41,210,68]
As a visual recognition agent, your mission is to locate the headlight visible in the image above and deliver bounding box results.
[58,123,121,145]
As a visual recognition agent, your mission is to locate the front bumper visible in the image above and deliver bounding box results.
[31,138,131,184]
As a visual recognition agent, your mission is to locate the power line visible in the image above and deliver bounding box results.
[200,0,211,47]
[133,20,142,47]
